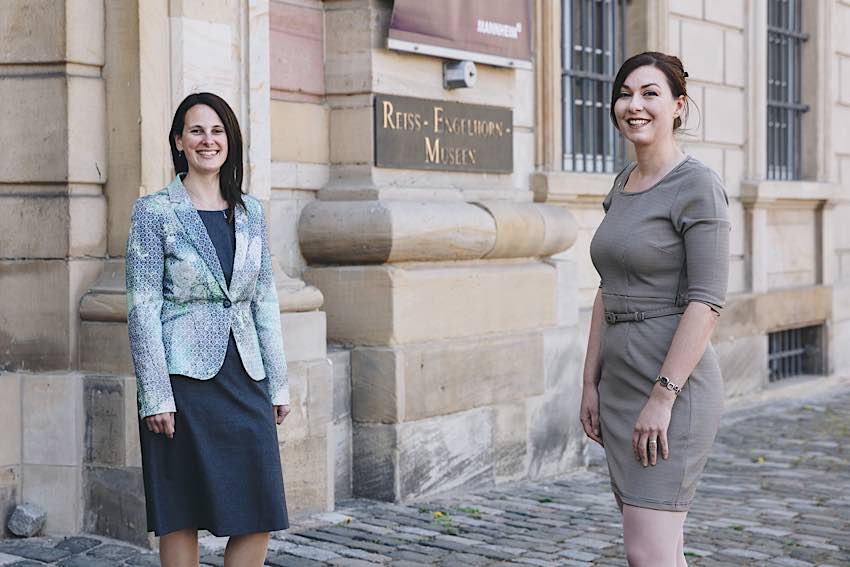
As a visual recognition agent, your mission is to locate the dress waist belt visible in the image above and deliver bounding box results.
[604,305,686,324]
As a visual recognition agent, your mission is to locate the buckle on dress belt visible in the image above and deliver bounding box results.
[605,312,617,324]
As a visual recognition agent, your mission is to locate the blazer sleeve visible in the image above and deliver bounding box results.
[126,199,176,418]
[250,201,290,406]
[671,169,731,313]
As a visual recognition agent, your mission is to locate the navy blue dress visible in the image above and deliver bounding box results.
[139,208,289,537]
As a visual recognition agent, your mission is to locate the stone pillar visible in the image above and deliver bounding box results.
[0,0,109,535]
[301,0,579,501]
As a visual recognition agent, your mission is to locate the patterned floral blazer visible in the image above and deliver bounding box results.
[126,175,288,418]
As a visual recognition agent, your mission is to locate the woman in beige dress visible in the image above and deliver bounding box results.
[580,52,730,566]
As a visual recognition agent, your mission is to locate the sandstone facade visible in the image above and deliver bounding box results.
[1,0,848,544]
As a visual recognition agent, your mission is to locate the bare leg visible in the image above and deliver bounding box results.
[159,529,199,567]
[622,504,687,567]
[224,532,270,567]
[677,529,688,567]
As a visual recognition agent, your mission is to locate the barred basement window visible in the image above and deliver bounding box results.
[767,0,809,180]
[768,325,825,382]
[562,0,626,173]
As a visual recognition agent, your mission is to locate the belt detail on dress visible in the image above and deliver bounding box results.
[604,305,686,324]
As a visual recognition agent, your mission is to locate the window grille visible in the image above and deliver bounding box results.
[767,0,809,180]
[768,325,825,382]
[561,0,626,173]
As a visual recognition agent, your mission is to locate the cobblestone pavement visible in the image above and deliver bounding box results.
[1,381,848,566]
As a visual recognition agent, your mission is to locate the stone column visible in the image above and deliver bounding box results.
[304,0,580,501]
[0,0,108,535]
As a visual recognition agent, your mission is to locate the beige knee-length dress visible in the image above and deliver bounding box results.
[589,156,730,511]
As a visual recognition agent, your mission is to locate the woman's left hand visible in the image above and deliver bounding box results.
[632,389,675,467]
[274,404,291,425]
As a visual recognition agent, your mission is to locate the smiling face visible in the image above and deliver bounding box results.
[174,104,228,176]
[613,65,685,148]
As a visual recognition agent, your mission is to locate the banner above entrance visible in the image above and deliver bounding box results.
[387,0,533,69]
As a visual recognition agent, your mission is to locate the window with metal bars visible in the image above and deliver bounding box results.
[768,325,825,382]
[561,0,626,173]
[767,0,810,180]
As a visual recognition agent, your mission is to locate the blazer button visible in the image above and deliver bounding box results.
[223,298,232,308]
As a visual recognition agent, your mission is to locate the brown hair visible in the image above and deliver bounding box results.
[609,51,689,131]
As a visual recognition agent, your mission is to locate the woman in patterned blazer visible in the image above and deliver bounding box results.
[126,92,289,567]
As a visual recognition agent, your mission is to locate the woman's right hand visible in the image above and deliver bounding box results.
[145,412,175,439]
[579,385,603,446]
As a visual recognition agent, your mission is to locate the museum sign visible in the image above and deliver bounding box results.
[374,94,513,174]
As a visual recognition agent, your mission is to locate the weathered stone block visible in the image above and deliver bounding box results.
[705,87,746,145]
[724,148,745,197]
[67,76,107,185]
[680,22,724,83]
[543,326,583,393]
[123,378,141,468]
[715,336,768,398]
[78,322,132,375]
[7,502,46,537]
[397,408,494,500]
[279,359,333,441]
[305,262,557,345]
[724,31,745,87]
[328,348,351,422]
[527,391,584,479]
[66,0,105,66]
[0,195,69,258]
[280,433,333,514]
[281,311,327,363]
[0,1,65,63]
[352,423,396,501]
[493,403,527,482]
[270,1,325,98]
[331,419,352,502]
[705,0,744,28]
[716,287,833,343]
[0,77,67,183]
[0,375,21,467]
[401,333,544,422]
[351,348,401,424]
[21,464,82,534]
[352,333,544,424]
[271,101,329,163]
[324,4,373,94]
[22,374,83,467]
[82,465,147,546]
[83,376,125,467]
[68,194,107,257]
[329,106,372,164]
[277,362,310,441]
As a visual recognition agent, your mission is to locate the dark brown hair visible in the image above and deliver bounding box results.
[609,51,689,131]
[169,92,246,221]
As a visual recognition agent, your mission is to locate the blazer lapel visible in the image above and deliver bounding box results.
[167,175,229,296]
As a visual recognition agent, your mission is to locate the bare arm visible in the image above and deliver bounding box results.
[580,288,607,445]
[582,288,606,387]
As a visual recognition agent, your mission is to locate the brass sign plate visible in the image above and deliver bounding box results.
[374,94,513,173]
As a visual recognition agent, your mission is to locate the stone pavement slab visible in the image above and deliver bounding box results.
[1,379,848,566]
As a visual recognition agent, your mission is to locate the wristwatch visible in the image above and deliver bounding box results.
[655,374,681,395]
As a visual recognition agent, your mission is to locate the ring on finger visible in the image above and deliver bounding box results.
[648,439,658,448]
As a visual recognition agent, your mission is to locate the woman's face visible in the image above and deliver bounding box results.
[613,65,684,148]
[175,104,228,176]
